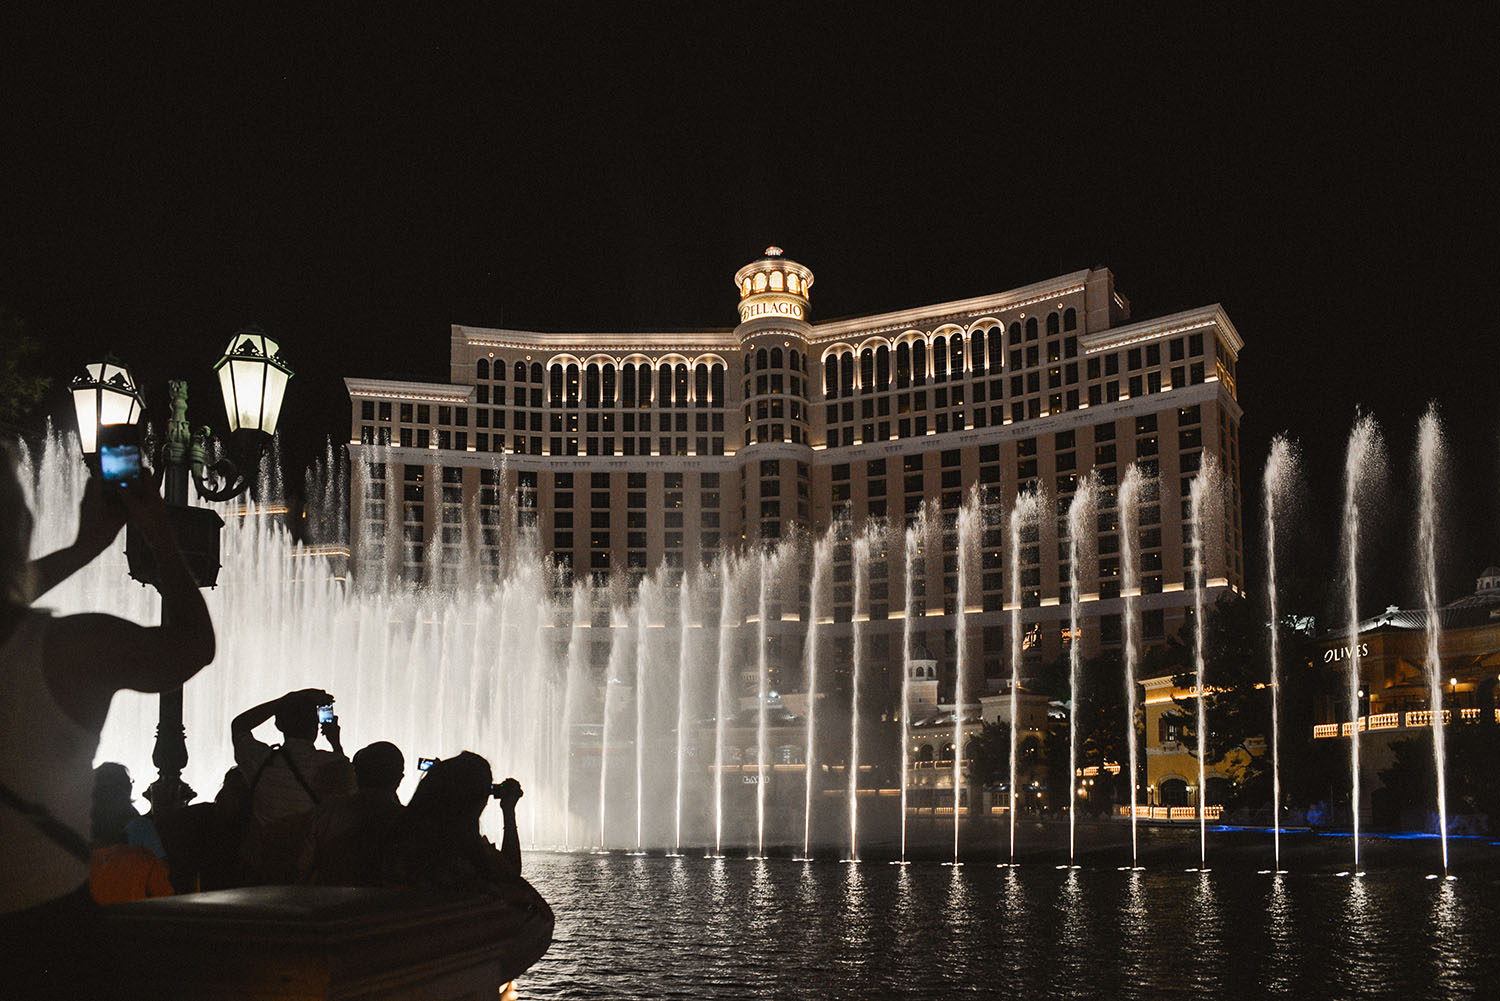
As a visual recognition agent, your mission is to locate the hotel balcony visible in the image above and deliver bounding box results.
[1312,707,1500,739]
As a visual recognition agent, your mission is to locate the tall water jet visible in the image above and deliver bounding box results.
[1416,406,1450,873]
[1119,464,1145,866]
[1006,490,1040,864]
[1340,414,1384,869]
[561,584,591,850]
[847,528,873,862]
[800,533,833,860]
[949,491,980,865]
[1262,436,1297,871]
[671,569,696,856]
[1188,456,1221,869]
[899,510,926,864]
[711,555,737,858]
[599,603,632,850]
[1065,475,1099,864]
[754,549,772,859]
[631,576,659,854]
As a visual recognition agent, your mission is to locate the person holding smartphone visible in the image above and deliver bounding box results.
[229,687,349,884]
[0,441,216,998]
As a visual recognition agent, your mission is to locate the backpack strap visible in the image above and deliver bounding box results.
[0,777,91,863]
[255,744,320,806]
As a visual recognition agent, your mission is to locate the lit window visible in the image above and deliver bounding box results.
[770,271,784,290]
[754,273,767,292]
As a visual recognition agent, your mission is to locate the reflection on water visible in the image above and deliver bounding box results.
[518,854,1500,1000]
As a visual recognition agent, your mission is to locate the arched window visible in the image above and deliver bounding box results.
[824,355,839,397]
[789,349,801,373]
[637,364,651,408]
[839,353,855,396]
[769,271,784,290]
[476,358,489,380]
[494,359,505,380]
[770,347,783,370]
[860,349,874,392]
[585,364,600,408]
[753,272,767,292]
[674,364,688,407]
[602,364,616,407]
[1024,317,1038,341]
[918,744,935,763]
[745,354,753,374]
[971,329,985,376]
[755,348,768,371]
[622,364,637,407]
[950,334,963,377]
[514,361,527,383]
[896,341,911,388]
[695,364,709,406]
[1008,322,1021,344]
[1064,308,1077,331]
[933,335,948,382]
[876,345,890,390]
[658,365,672,407]
[549,365,564,408]
[989,327,1004,369]
[565,364,580,407]
[1047,311,1060,335]
[710,364,724,405]
[787,274,799,293]
[912,340,927,386]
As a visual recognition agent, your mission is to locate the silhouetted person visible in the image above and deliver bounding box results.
[231,687,348,883]
[300,740,406,885]
[387,752,523,893]
[88,764,173,905]
[0,447,215,999]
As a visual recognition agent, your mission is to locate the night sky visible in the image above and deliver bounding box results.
[2,8,1495,615]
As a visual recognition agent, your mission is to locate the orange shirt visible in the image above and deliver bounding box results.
[89,845,174,905]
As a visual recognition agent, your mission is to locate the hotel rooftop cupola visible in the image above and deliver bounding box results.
[733,246,814,336]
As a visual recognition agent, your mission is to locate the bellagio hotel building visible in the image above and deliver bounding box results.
[345,248,1245,682]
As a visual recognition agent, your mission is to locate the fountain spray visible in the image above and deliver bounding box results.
[899,513,924,864]
[598,603,631,851]
[1416,406,1450,874]
[631,580,653,854]
[1119,465,1144,867]
[711,555,737,858]
[847,529,873,862]
[1262,437,1296,871]
[1341,414,1383,871]
[951,493,979,865]
[671,571,694,856]
[561,585,589,850]
[1188,456,1220,870]
[1065,476,1098,865]
[1006,491,1039,865]
[801,533,832,861]
[754,550,772,859]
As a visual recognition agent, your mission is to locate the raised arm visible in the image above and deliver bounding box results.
[44,479,216,731]
[28,477,125,600]
[495,778,523,878]
[232,688,332,743]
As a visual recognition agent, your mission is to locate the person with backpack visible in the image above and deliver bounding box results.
[230,687,348,883]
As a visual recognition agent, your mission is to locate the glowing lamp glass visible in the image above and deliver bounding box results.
[70,358,144,456]
[213,327,293,435]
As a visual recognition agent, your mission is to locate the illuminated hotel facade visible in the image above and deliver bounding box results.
[344,249,1245,700]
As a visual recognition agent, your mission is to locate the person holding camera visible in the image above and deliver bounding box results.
[0,444,216,997]
[230,687,349,884]
[386,752,526,892]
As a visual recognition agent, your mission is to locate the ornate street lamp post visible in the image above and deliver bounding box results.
[70,324,293,809]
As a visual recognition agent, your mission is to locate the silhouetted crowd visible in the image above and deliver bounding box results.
[1,451,544,999]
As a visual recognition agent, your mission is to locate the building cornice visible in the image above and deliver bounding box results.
[807,270,1094,342]
[344,377,474,403]
[454,324,738,354]
[1081,304,1243,357]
